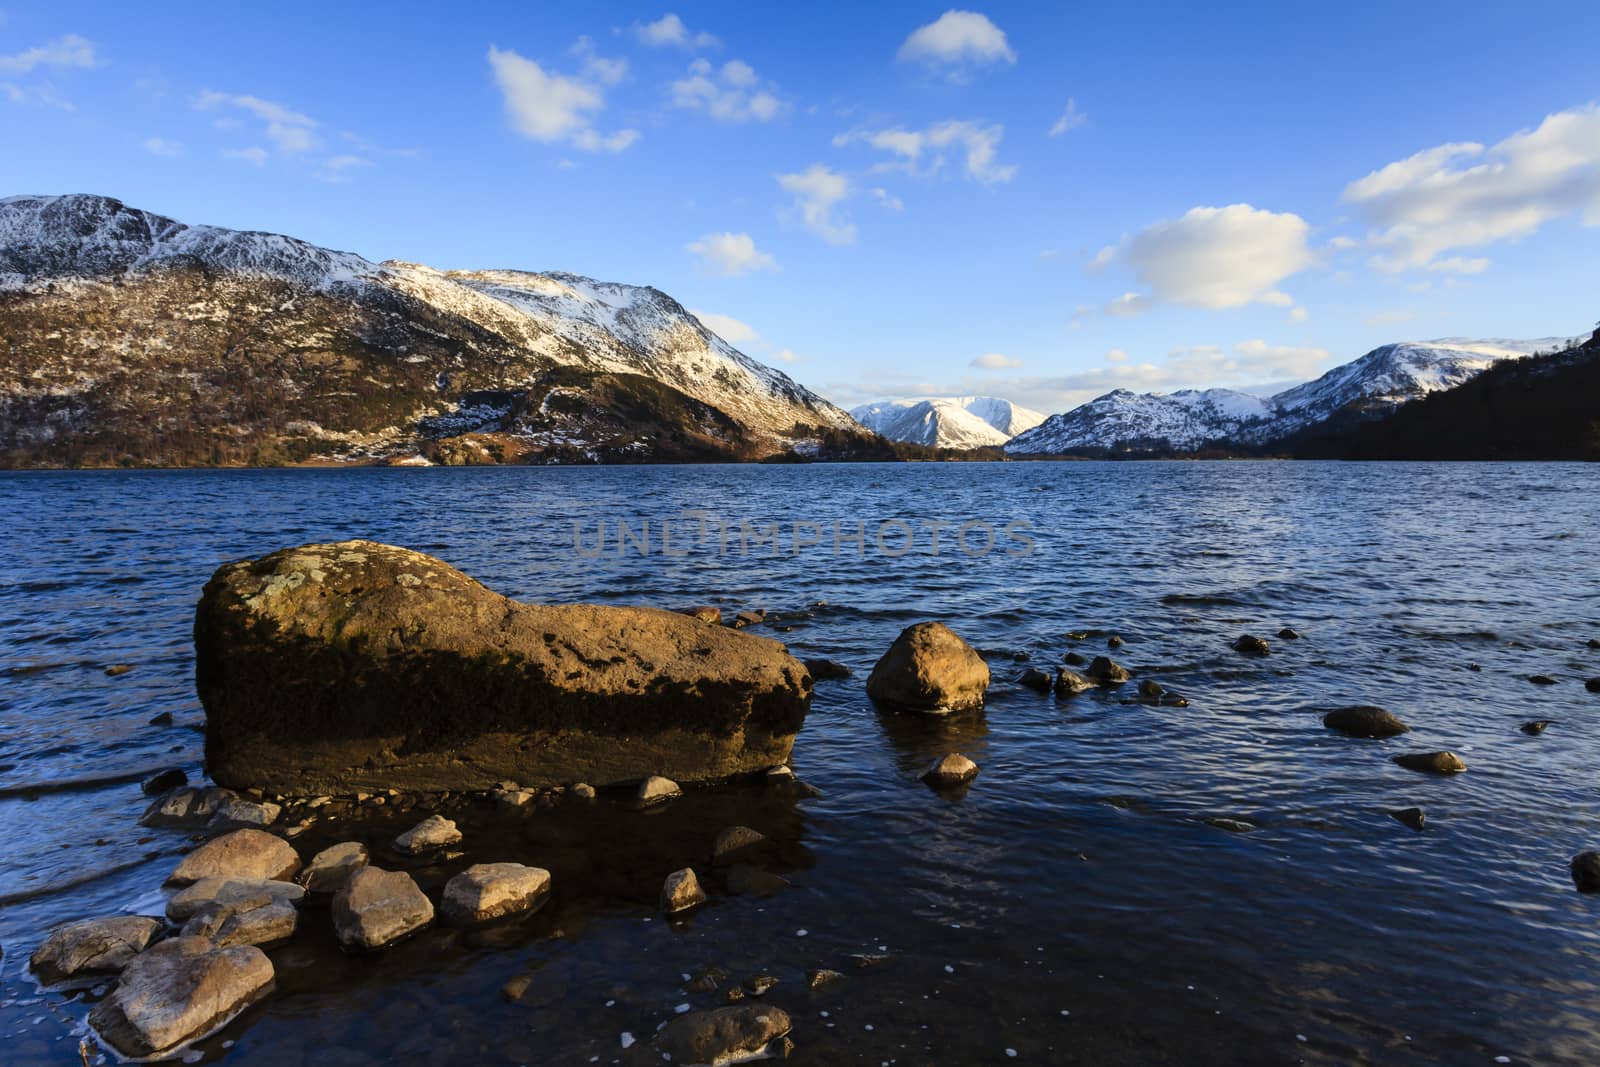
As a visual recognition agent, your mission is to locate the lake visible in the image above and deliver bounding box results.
[2,461,1599,1065]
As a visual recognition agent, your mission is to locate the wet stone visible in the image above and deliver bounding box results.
[166,877,305,922]
[142,768,188,796]
[167,829,301,887]
[1572,851,1600,892]
[88,937,274,1060]
[1393,751,1468,774]
[744,973,779,996]
[661,867,707,914]
[297,841,369,894]
[1521,720,1555,736]
[1206,817,1257,833]
[1278,627,1302,640]
[922,753,979,788]
[726,864,790,896]
[712,825,768,865]
[1062,651,1088,666]
[1323,706,1411,738]
[1054,669,1093,695]
[180,896,298,948]
[1137,679,1164,701]
[802,658,852,681]
[1586,677,1600,693]
[441,863,552,926]
[1529,674,1558,685]
[1232,634,1271,656]
[29,915,164,986]
[807,968,843,990]
[393,814,461,855]
[656,1004,793,1064]
[1389,807,1426,831]
[332,867,434,950]
[867,621,990,713]
[1019,667,1053,692]
[638,775,683,806]
[680,605,722,625]
[1085,656,1131,684]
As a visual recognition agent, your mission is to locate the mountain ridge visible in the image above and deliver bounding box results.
[850,395,1045,448]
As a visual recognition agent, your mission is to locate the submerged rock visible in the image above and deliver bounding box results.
[394,814,461,855]
[802,658,852,681]
[1054,668,1093,695]
[1085,656,1131,685]
[195,541,811,794]
[1205,817,1256,833]
[29,916,163,985]
[922,753,979,788]
[1572,852,1600,892]
[1232,634,1271,657]
[1389,807,1426,831]
[1521,720,1555,736]
[807,968,843,990]
[1278,627,1302,640]
[866,621,989,712]
[712,825,768,865]
[1393,751,1468,775]
[441,863,551,926]
[1019,667,1053,692]
[142,768,187,796]
[166,877,304,922]
[725,864,789,896]
[1586,677,1600,693]
[660,868,707,914]
[1323,706,1411,738]
[1159,690,1190,708]
[1107,634,1125,649]
[656,1004,792,1065]
[88,937,274,1060]
[1062,651,1087,666]
[1137,679,1164,702]
[332,867,434,950]
[298,842,370,893]
[167,829,301,887]
[1529,674,1558,685]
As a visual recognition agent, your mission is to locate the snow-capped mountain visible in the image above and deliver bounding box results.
[850,396,1047,449]
[0,193,854,465]
[1006,338,1576,456]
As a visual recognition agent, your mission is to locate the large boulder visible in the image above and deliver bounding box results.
[440,863,552,926]
[87,937,273,1060]
[866,622,989,712]
[167,829,301,887]
[331,867,434,950]
[196,541,812,793]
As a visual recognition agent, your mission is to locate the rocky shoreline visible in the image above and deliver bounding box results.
[17,541,1600,1062]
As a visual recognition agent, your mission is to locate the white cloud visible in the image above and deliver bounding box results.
[2,81,74,109]
[898,11,1015,71]
[1121,204,1315,309]
[142,137,181,156]
[870,187,904,211]
[1426,255,1489,274]
[1105,348,1128,362]
[690,309,760,343]
[687,232,779,276]
[635,13,719,49]
[670,58,781,122]
[777,165,856,245]
[0,34,97,74]
[487,46,637,153]
[773,348,800,363]
[1289,306,1309,323]
[316,154,372,182]
[834,119,1016,184]
[971,352,1022,369]
[1049,98,1086,137]
[1104,292,1151,317]
[1343,103,1600,270]
[195,90,318,155]
[1088,243,1117,270]
[222,146,268,166]
[570,36,627,86]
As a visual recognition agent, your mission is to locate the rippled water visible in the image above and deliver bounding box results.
[3,462,1600,1065]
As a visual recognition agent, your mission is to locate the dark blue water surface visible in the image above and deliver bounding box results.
[2,462,1599,1065]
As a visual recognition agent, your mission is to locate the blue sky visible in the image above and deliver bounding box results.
[4,1,1599,414]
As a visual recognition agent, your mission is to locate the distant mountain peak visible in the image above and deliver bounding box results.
[850,395,1046,449]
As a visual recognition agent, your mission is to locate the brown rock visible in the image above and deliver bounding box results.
[29,916,164,985]
[1573,851,1600,892]
[1085,656,1131,685]
[166,877,304,922]
[440,863,551,926]
[1323,706,1410,738]
[393,814,461,855]
[922,752,979,787]
[680,605,722,624]
[660,867,707,914]
[1054,668,1093,695]
[712,825,768,865]
[180,896,298,948]
[638,775,682,806]
[297,841,369,893]
[1393,751,1468,774]
[167,829,300,887]
[87,937,273,1060]
[866,621,989,712]
[1232,634,1271,656]
[332,867,434,950]
[657,1005,792,1064]
[1018,667,1052,692]
[195,541,811,793]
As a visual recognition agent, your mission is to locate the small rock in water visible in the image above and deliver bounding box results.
[1019,667,1053,692]
[441,863,552,926]
[637,775,682,806]
[802,658,852,681]
[207,795,282,830]
[1085,656,1131,685]
[1137,679,1164,702]
[655,1005,792,1065]
[393,814,461,855]
[1062,651,1087,666]
[661,867,708,914]
[1278,627,1302,640]
[142,768,188,795]
[1322,706,1410,738]
[570,782,597,801]
[1231,634,1271,657]
[867,621,989,712]
[1585,677,1600,693]
[167,829,301,887]
[712,825,768,865]
[1205,817,1256,833]
[744,974,778,996]
[1392,751,1468,775]
[1529,674,1558,685]
[148,711,175,727]
[297,841,369,894]
[332,867,434,950]
[807,968,843,990]
[1107,635,1125,649]
[166,877,304,922]
[726,864,790,896]
[104,664,134,677]
[1571,851,1600,892]
[1159,690,1190,708]
[1054,668,1093,695]
[680,606,722,625]
[1521,720,1555,736]
[501,975,532,1002]
[1388,807,1426,831]
[733,609,766,628]
[496,788,538,812]
[29,916,164,985]
[1588,639,1600,649]
[922,753,979,788]
[87,937,273,1060]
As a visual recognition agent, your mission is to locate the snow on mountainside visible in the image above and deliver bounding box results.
[850,396,1046,449]
[0,193,855,465]
[1006,338,1576,456]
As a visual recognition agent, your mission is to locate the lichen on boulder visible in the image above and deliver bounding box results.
[195,540,813,794]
